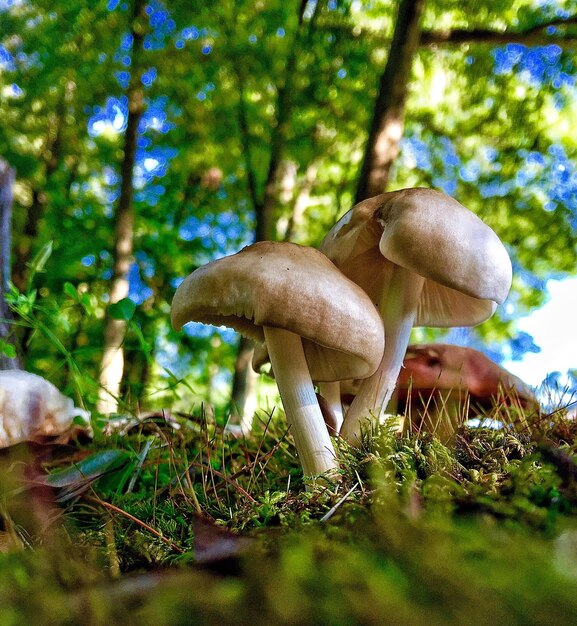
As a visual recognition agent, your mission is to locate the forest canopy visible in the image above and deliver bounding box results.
[1,0,576,419]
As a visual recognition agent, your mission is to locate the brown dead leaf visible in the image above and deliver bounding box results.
[193,515,254,569]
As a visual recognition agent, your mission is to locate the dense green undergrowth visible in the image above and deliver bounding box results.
[1,407,577,625]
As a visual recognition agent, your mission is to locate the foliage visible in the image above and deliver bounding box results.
[2,0,577,415]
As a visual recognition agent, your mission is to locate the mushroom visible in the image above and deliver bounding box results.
[319,188,512,442]
[341,343,539,441]
[170,241,385,476]
[0,370,92,448]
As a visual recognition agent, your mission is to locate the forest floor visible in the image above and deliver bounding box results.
[1,404,577,625]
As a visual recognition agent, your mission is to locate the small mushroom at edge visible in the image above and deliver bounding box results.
[0,370,91,448]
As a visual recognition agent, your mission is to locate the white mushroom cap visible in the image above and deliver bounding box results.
[320,188,512,327]
[0,370,92,448]
[171,241,385,382]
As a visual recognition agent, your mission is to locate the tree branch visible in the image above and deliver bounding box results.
[320,14,577,50]
[421,16,577,48]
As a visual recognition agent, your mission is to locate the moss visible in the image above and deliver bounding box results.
[1,408,577,623]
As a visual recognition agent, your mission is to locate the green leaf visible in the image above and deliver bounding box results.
[45,449,131,489]
[0,340,17,359]
[26,241,53,290]
[109,298,136,321]
[63,281,78,300]
[80,292,95,314]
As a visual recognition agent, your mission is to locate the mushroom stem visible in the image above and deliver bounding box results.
[318,382,344,434]
[263,326,338,476]
[340,266,425,443]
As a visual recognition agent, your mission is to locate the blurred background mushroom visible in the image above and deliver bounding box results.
[341,344,539,442]
[0,370,92,448]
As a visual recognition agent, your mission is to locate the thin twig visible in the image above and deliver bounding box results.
[320,482,359,523]
[228,440,284,481]
[187,461,258,505]
[85,495,184,553]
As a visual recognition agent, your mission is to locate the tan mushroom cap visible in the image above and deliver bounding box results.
[171,241,385,382]
[320,188,513,327]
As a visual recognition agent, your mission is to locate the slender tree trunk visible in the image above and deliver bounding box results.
[97,0,146,414]
[355,0,425,202]
[228,4,325,428]
[281,162,318,242]
[12,89,69,291]
[228,40,299,428]
[228,330,258,433]
[0,159,21,369]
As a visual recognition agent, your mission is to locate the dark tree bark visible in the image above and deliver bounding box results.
[355,0,425,202]
[97,0,146,414]
[0,159,21,369]
[323,14,577,52]
[11,89,69,292]
[421,15,577,48]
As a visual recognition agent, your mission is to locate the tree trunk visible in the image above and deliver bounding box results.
[97,0,146,414]
[228,334,258,432]
[226,64,260,429]
[355,0,425,202]
[0,159,21,369]
[281,161,318,243]
[12,88,69,292]
[228,34,302,428]
[232,0,424,421]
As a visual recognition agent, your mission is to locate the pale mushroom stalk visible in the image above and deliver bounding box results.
[264,327,337,475]
[341,266,425,442]
[318,381,344,433]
